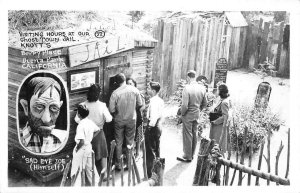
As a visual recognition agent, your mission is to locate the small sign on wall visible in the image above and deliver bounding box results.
[67,67,100,93]
[214,58,228,88]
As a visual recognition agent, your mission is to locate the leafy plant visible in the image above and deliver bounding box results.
[128,11,145,23]
[168,79,187,105]
[229,103,283,153]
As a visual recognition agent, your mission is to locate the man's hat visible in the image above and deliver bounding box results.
[150,81,160,87]
[187,70,196,76]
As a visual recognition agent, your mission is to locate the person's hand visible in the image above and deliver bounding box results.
[177,117,182,125]
[148,125,154,130]
[211,121,215,125]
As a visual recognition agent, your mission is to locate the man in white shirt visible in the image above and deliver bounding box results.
[70,104,100,186]
[145,81,164,178]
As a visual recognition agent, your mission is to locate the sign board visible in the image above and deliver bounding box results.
[67,67,100,93]
[68,35,135,67]
[213,58,228,88]
[254,82,272,109]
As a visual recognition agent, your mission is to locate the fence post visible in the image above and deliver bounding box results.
[255,140,265,185]
[128,145,133,186]
[120,154,124,186]
[285,128,290,179]
[247,132,254,186]
[107,140,116,186]
[238,126,248,185]
[230,117,239,185]
[60,160,71,187]
[224,124,231,186]
[142,138,148,180]
[132,154,141,183]
[92,152,95,186]
[264,126,271,185]
[193,138,215,186]
[275,141,284,185]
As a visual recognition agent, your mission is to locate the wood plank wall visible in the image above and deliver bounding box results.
[152,16,290,98]
[227,26,247,70]
[131,48,153,95]
[8,46,101,182]
[152,16,226,98]
[8,46,152,181]
[243,19,289,77]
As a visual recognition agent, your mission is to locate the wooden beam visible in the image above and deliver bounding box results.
[218,157,290,185]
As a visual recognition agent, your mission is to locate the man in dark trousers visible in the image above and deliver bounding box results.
[145,82,164,178]
[109,73,143,170]
[177,70,207,162]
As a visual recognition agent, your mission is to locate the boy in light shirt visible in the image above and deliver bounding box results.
[145,81,164,178]
[70,104,100,186]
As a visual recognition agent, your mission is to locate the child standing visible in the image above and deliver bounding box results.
[145,82,164,178]
[70,104,100,186]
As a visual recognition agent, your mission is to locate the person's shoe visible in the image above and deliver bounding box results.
[177,156,192,162]
[103,175,112,182]
[115,164,122,171]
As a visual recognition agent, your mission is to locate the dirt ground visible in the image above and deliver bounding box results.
[8,69,291,187]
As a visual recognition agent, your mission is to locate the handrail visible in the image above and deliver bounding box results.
[217,157,290,185]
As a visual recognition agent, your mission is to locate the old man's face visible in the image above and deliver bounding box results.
[28,87,63,137]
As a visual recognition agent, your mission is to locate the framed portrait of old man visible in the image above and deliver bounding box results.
[17,71,69,155]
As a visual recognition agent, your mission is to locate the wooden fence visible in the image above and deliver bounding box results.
[152,14,290,98]
[152,15,227,98]
[193,126,290,186]
[243,19,289,77]
[61,140,165,187]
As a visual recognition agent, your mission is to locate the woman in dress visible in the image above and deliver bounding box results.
[209,84,232,153]
[126,77,145,159]
[82,84,112,176]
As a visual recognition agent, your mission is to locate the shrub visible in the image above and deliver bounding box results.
[8,11,65,31]
[168,79,187,105]
[229,104,283,153]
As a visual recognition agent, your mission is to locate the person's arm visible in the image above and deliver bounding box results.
[138,94,146,112]
[109,93,116,115]
[136,90,143,110]
[75,123,85,152]
[221,101,229,128]
[200,91,208,111]
[212,101,229,126]
[76,139,84,152]
[181,87,189,116]
[103,104,113,123]
[92,123,100,138]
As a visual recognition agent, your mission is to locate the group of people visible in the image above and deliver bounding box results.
[177,70,231,163]
[18,70,231,186]
[70,69,232,185]
[71,73,164,185]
